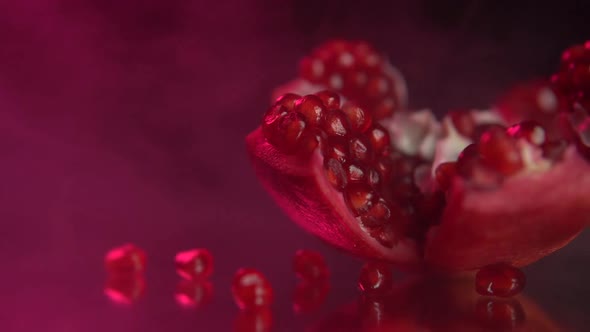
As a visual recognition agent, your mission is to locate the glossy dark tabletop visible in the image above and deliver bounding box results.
[1,1,589,331]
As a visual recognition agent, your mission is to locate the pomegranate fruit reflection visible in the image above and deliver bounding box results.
[292,280,330,314]
[246,40,590,272]
[293,249,329,281]
[234,308,272,332]
[175,279,213,309]
[104,274,146,305]
[475,263,526,297]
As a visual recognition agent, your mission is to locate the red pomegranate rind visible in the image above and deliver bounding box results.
[246,128,420,267]
[425,147,590,270]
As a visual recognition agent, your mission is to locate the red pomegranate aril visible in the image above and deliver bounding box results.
[374,156,394,183]
[507,121,547,146]
[366,124,391,155]
[300,56,324,83]
[475,298,526,329]
[324,158,347,190]
[367,167,380,188]
[325,136,350,163]
[349,135,374,163]
[295,95,327,127]
[175,248,213,281]
[261,104,287,140]
[104,274,146,305]
[293,249,329,281]
[358,261,393,294]
[374,97,397,119]
[175,279,213,309]
[570,64,590,90]
[478,127,523,176]
[322,109,351,137]
[472,123,506,141]
[232,268,274,309]
[359,198,392,229]
[342,102,372,133]
[105,243,146,274]
[273,112,307,153]
[292,280,330,314]
[475,263,526,297]
[344,162,366,183]
[275,93,301,111]
[315,90,341,110]
[456,144,503,188]
[366,76,390,99]
[344,184,376,216]
[297,128,327,157]
[434,162,457,191]
[448,110,476,138]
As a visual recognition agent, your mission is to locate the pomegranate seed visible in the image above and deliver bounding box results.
[366,76,390,99]
[561,44,590,66]
[564,103,590,159]
[349,135,374,162]
[315,90,341,110]
[293,249,329,281]
[358,261,393,294]
[322,109,351,137]
[507,121,547,146]
[325,136,350,163]
[232,268,274,309]
[367,167,380,188]
[234,308,272,332]
[261,104,288,140]
[434,162,457,191]
[365,125,391,155]
[374,97,396,119]
[344,184,376,216]
[448,110,476,138]
[175,248,213,280]
[295,94,326,127]
[478,127,523,176]
[542,139,568,161]
[104,243,146,274]
[570,64,590,90]
[457,144,503,188]
[342,102,372,133]
[292,280,330,314]
[472,123,506,141]
[344,162,366,183]
[324,158,347,190]
[175,279,213,309]
[297,128,327,157]
[359,198,391,229]
[374,156,394,183]
[475,263,526,297]
[104,274,145,305]
[300,56,324,83]
[270,112,307,153]
[475,298,526,329]
[274,93,301,111]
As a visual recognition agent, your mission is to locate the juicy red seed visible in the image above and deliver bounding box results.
[344,162,366,183]
[434,162,457,191]
[342,102,372,133]
[104,274,146,305]
[561,44,590,65]
[299,56,324,83]
[325,136,350,163]
[542,139,568,161]
[322,109,351,137]
[324,158,347,190]
[344,184,376,216]
[374,97,396,119]
[292,280,330,314]
[297,128,327,157]
[366,76,390,99]
[366,125,391,155]
[475,263,526,297]
[565,103,590,159]
[478,127,523,176]
[506,121,547,146]
[448,110,476,138]
[232,268,274,309]
[262,104,287,139]
[293,249,329,281]
[472,123,506,141]
[267,112,307,153]
[359,198,391,229]
[174,249,213,281]
[315,90,341,110]
[349,135,374,162]
[175,279,213,309]
[234,308,273,332]
[374,156,394,183]
[275,93,301,111]
[475,298,526,330]
[295,95,327,127]
[367,168,380,188]
[105,243,147,274]
[358,261,393,294]
[457,144,503,188]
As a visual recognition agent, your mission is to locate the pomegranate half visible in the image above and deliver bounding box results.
[246,40,590,272]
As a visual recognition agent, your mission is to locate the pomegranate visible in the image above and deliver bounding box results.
[358,262,393,294]
[246,40,590,272]
[293,249,329,281]
[475,263,526,297]
[232,268,274,309]
[273,40,408,120]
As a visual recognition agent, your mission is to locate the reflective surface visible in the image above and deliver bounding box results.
[0,1,589,331]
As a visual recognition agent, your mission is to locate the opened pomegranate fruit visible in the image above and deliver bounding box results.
[246,40,590,272]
